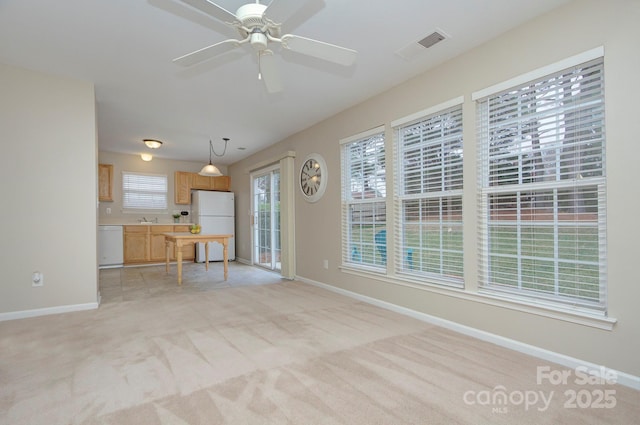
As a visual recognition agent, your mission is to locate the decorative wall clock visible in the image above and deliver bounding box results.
[299,153,327,202]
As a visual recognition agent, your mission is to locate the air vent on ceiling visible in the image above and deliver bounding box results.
[418,31,446,49]
[395,29,449,61]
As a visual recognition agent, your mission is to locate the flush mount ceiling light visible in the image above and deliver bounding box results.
[143,139,163,149]
[140,153,153,161]
[199,138,229,176]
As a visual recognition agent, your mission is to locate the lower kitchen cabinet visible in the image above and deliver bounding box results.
[123,225,195,264]
[150,226,173,262]
[123,226,148,263]
[174,225,196,261]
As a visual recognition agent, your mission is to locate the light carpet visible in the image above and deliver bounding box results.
[1,263,638,424]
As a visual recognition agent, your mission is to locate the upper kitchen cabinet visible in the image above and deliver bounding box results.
[175,172,231,204]
[212,176,231,191]
[174,171,192,204]
[191,173,212,190]
[98,163,113,202]
[191,174,231,191]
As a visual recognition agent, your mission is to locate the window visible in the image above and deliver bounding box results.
[341,127,386,269]
[122,172,168,210]
[393,99,464,286]
[476,55,606,313]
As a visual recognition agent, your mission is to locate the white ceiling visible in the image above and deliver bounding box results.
[0,0,568,165]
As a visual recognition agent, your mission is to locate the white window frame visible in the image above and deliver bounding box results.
[392,97,464,287]
[473,48,607,315]
[340,126,387,271]
[250,164,281,272]
[122,171,168,211]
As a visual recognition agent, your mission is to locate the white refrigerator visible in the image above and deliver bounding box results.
[192,190,235,262]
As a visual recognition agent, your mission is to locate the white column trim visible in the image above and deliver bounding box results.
[279,154,296,279]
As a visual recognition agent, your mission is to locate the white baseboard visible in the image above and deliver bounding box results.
[235,257,252,265]
[98,264,123,269]
[296,275,640,391]
[0,302,99,322]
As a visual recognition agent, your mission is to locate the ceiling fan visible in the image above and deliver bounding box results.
[173,0,357,93]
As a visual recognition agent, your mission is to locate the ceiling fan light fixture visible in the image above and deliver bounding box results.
[143,139,163,149]
[171,0,357,93]
[250,31,268,51]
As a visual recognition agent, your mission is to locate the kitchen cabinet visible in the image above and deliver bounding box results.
[123,225,195,264]
[212,175,231,191]
[175,172,231,204]
[174,225,196,261]
[150,226,173,262]
[98,164,113,202]
[174,171,192,205]
[191,174,231,191]
[191,173,213,190]
[123,226,148,263]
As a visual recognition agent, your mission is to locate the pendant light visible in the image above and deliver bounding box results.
[199,138,229,176]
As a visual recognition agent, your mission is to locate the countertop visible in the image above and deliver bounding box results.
[99,222,194,226]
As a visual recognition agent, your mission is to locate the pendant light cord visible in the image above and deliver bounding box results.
[210,137,229,158]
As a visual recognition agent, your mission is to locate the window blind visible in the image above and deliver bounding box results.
[394,104,464,286]
[477,57,606,313]
[341,128,386,269]
[122,172,168,210]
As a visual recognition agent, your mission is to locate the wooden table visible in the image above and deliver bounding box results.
[163,233,233,285]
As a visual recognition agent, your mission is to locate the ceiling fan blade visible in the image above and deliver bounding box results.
[280,34,357,66]
[259,50,283,93]
[263,0,310,25]
[173,39,241,66]
[178,0,237,24]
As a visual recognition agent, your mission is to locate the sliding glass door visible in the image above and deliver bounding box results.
[252,166,281,271]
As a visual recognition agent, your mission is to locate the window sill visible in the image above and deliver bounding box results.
[339,265,617,331]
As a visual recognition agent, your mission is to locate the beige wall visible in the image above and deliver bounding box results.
[229,0,640,376]
[97,151,228,224]
[0,63,98,315]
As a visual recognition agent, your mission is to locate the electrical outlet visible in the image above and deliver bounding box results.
[323,260,329,270]
[106,207,111,214]
[32,272,44,287]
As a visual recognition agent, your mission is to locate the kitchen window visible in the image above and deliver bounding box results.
[474,50,606,314]
[122,171,168,210]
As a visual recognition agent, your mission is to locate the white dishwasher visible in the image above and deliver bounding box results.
[98,226,123,268]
